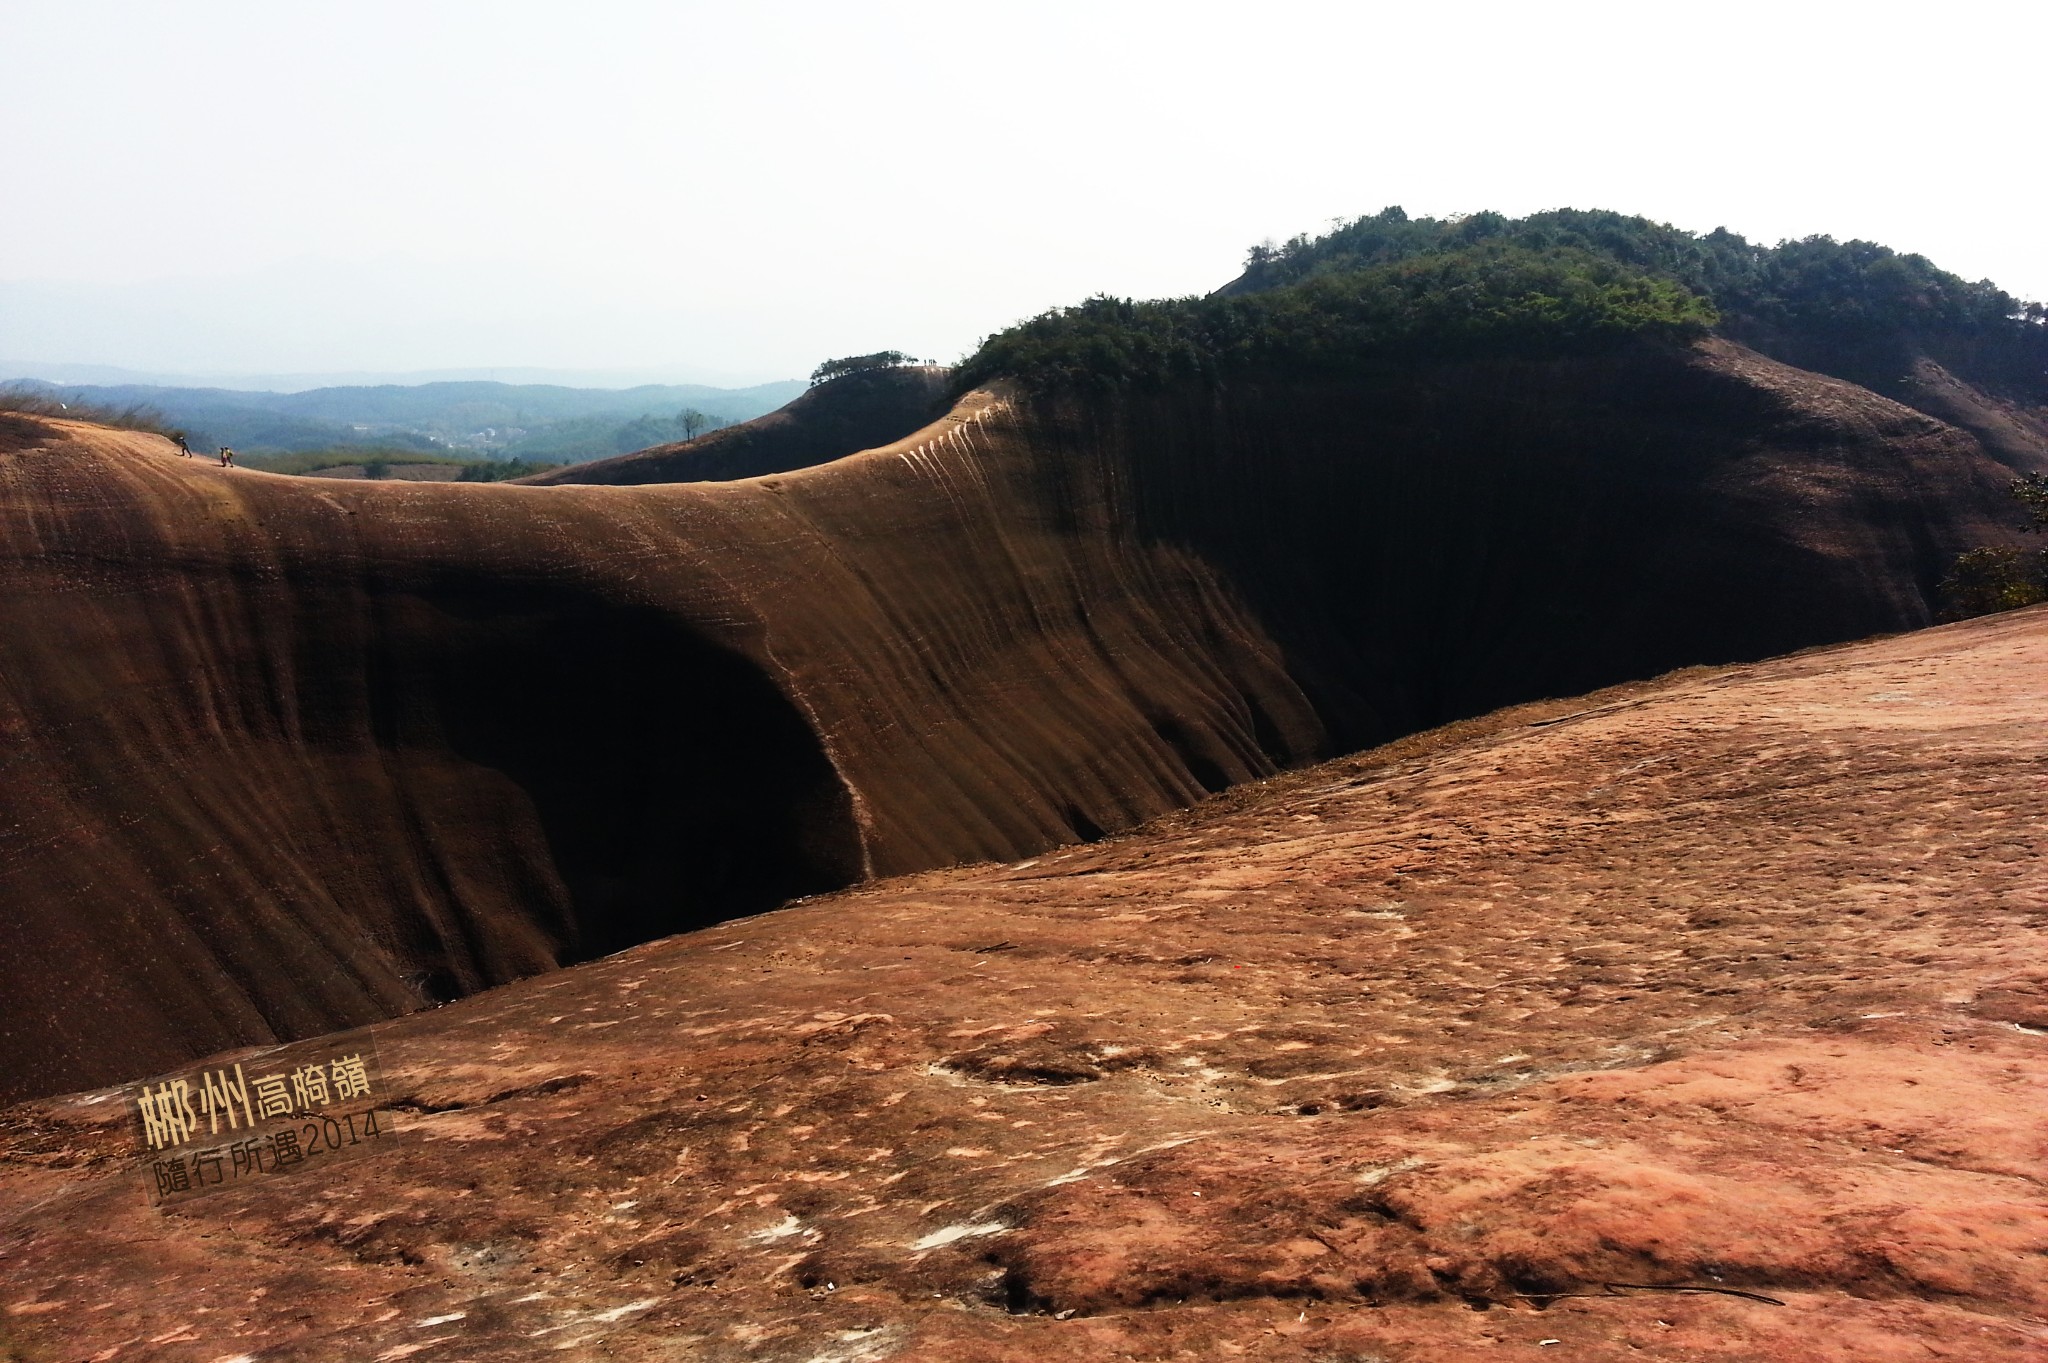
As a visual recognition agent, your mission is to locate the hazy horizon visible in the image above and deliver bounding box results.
[0,358,808,394]
[6,1,2042,381]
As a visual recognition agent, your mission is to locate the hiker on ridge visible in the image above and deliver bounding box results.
[172,432,192,457]
[218,446,235,468]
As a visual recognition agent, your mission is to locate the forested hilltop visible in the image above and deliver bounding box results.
[954,245,1715,392]
[1226,208,2048,399]
[958,208,2046,404]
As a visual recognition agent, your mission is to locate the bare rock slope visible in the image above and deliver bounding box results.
[0,337,2029,1099]
[1,604,2043,1361]
[516,365,953,486]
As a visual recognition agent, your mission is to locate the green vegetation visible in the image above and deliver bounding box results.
[240,448,442,475]
[238,449,562,481]
[2012,472,2048,529]
[455,457,563,482]
[1236,206,2043,329]
[1940,475,2048,620]
[608,407,728,450]
[954,246,1717,394]
[811,351,912,385]
[500,407,733,461]
[957,207,2046,398]
[1940,547,2047,620]
[1232,208,2046,389]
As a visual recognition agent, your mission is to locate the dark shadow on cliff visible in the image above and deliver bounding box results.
[365,582,866,965]
[1081,340,2022,751]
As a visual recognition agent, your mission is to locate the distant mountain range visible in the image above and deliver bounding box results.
[0,375,808,461]
[0,361,790,391]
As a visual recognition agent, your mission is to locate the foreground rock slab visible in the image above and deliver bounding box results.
[2,607,2044,1361]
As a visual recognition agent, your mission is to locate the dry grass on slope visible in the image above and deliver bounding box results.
[0,385,179,441]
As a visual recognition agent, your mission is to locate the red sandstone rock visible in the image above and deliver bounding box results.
[0,336,2034,1101]
[1,605,2043,1360]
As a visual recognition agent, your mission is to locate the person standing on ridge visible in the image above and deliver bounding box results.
[218,446,235,467]
[172,432,192,456]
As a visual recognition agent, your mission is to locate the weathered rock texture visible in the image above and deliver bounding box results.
[517,365,953,486]
[1,605,2043,1361]
[0,337,2032,1099]
[1891,354,2048,470]
[0,395,1313,1103]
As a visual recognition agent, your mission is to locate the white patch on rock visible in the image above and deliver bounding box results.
[746,1213,806,1243]
[910,1221,1009,1250]
[590,1298,659,1323]
[1354,1156,1426,1186]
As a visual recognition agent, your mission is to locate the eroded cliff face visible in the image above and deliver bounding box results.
[0,337,2026,1098]
[0,399,1315,1101]
[1031,337,2031,747]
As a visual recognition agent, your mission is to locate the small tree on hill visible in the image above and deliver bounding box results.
[1939,547,2046,620]
[1938,474,2048,620]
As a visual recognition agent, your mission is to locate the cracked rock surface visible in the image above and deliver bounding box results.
[2,606,2044,1361]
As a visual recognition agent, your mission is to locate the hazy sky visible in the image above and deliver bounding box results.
[5,0,2042,385]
